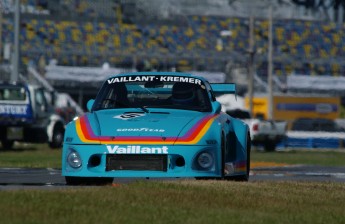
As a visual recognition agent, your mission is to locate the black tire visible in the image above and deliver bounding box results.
[227,133,251,182]
[1,140,14,150]
[221,134,226,180]
[49,125,64,149]
[264,140,276,152]
[65,176,114,186]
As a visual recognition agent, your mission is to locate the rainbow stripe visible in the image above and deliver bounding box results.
[75,114,219,145]
[234,161,247,173]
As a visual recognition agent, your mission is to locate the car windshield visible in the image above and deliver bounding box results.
[92,75,212,112]
[0,86,27,102]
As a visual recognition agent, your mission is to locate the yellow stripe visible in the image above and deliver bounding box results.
[75,115,217,145]
[76,118,98,144]
[177,116,217,145]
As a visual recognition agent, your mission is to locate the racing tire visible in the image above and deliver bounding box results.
[1,140,14,150]
[49,125,64,149]
[65,176,114,186]
[226,133,251,182]
[221,134,226,180]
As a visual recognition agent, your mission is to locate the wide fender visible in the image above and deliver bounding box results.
[63,121,78,144]
[47,114,65,142]
[62,117,101,145]
[203,118,223,145]
[230,118,250,155]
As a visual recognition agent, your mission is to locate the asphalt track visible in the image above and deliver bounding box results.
[1,164,345,190]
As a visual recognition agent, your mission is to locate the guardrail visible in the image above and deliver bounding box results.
[283,137,342,149]
[270,131,345,149]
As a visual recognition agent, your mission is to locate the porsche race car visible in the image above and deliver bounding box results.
[62,72,251,185]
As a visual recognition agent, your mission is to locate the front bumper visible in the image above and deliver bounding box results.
[62,144,222,178]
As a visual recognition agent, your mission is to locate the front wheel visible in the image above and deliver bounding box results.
[226,133,251,182]
[49,125,64,149]
[65,176,114,186]
[264,140,276,152]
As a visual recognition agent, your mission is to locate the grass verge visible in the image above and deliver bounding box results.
[0,143,61,168]
[251,149,345,167]
[0,180,344,224]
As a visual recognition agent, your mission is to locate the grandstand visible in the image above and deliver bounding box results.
[1,0,345,109]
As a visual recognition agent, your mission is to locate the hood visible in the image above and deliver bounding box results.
[78,109,213,144]
[75,110,218,145]
[96,110,196,137]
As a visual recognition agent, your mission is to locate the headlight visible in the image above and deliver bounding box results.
[67,150,82,168]
[197,152,214,169]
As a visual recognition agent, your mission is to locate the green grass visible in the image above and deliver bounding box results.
[0,180,344,224]
[0,143,61,168]
[251,149,345,167]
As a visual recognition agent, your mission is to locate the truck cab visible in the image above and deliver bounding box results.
[0,82,65,149]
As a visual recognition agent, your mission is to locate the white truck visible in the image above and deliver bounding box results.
[0,82,65,149]
[226,109,287,151]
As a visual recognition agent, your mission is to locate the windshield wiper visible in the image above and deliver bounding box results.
[139,106,149,113]
[100,98,149,113]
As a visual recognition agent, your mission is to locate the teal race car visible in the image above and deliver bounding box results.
[62,72,251,185]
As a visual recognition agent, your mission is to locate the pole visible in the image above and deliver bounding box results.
[267,5,274,120]
[11,0,19,83]
[0,8,2,63]
[248,16,255,117]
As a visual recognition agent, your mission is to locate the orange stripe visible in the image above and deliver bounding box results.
[75,114,218,145]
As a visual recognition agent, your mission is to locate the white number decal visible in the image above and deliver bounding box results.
[114,113,145,120]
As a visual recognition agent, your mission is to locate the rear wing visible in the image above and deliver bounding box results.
[210,83,236,95]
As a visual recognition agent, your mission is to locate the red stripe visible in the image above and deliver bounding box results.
[79,114,217,143]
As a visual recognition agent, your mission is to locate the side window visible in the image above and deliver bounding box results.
[36,91,43,106]
[35,89,47,111]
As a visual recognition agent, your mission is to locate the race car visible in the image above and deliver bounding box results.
[62,72,251,185]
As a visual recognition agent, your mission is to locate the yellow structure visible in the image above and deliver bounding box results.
[245,95,340,121]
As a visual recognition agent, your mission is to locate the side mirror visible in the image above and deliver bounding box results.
[86,99,95,112]
[213,101,221,113]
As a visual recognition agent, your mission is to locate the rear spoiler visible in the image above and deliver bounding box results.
[211,83,236,95]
